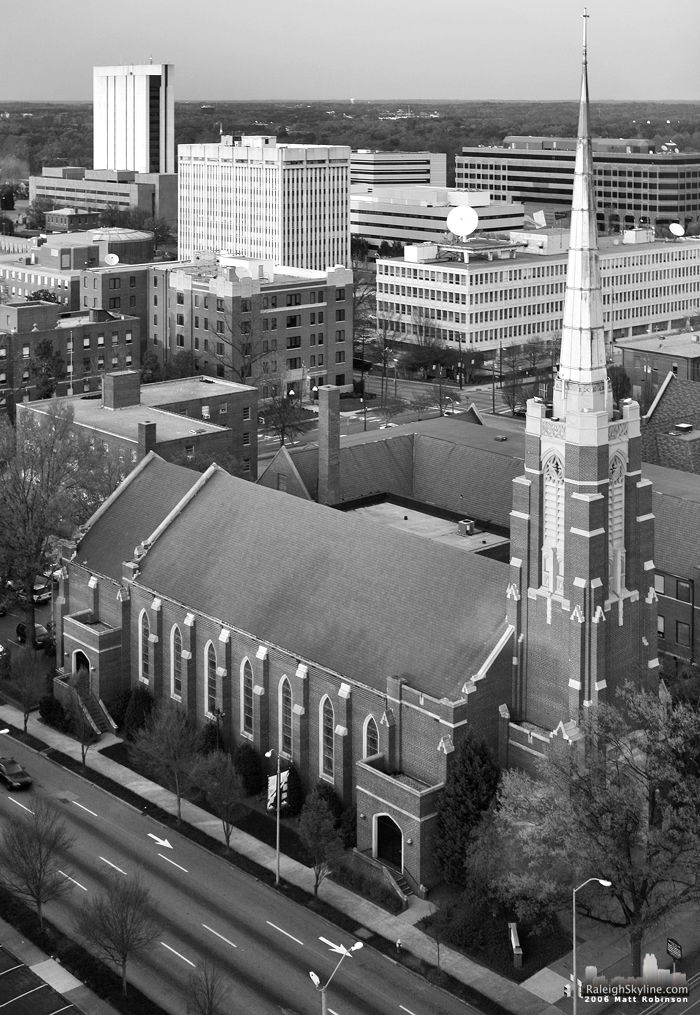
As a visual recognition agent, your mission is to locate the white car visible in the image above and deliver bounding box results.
[379,422,399,429]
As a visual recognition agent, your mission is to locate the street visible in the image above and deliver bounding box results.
[0,739,481,1015]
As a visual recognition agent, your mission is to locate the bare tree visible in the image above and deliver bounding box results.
[0,794,75,931]
[64,670,98,767]
[187,961,230,1015]
[260,372,307,446]
[76,873,160,995]
[192,752,245,851]
[298,788,345,899]
[210,295,266,387]
[129,700,199,822]
[11,647,47,733]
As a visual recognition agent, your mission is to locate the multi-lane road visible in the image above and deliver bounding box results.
[0,739,481,1015]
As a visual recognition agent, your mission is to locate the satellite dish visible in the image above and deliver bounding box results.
[105,253,120,266]
[446,205,479,238]
[669,222,685,237]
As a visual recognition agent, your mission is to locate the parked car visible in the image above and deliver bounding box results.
[16,622,50,648]
[379,422,399,429]
[31,579,52,604]
[0,757,33,790]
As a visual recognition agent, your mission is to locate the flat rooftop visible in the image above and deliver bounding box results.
[140,375,254,402]
[616,333,700,358]
[349,500,508,554]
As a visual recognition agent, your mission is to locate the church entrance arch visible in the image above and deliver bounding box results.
[375,814,403,871]
[73,650,90,674]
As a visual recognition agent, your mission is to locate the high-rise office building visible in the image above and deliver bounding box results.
[93,64,174,175]
[177,135,351,270]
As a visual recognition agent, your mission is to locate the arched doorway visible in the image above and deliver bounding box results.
[375,814,403,870]
[73,650,90,674]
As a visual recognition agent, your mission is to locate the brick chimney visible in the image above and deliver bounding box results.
[317,385,340,505]
[138,421,157,459]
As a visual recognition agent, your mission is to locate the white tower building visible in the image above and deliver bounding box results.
[93,64,174,175]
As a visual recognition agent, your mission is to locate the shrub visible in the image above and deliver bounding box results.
[340,804,357,848]
[123,685,153,740]
[107,689,133,729]
[38,694,67,731]
[195,720,219,756]
[233,742,264,796]
[313,781,343,825]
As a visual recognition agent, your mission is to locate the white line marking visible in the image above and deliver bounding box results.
[328,1009,341,1015]
[0,983,46,1004]
[202,924,237,948]
[400,1007,418,1015]
[48,1004,74,1014]
[100,857,128,875]
[8,797,33,814]
[319,936,338,949]
[158,853,188,873]
[59,871,87,891]
[72,801,98,818]
[161,941,195,967]
[266,921,303,946]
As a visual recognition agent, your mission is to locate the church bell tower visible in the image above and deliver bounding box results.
[506,11,659,731]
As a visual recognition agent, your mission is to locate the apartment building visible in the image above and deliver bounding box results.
[350,150,446,188]
[376,232,700,354]
[149,254,354,395]
[178,135,351,269]
[455,136,700,233]
[350,186,524,250]
[93,64,175,175]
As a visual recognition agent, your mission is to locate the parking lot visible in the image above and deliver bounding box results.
[0,943,81,1015]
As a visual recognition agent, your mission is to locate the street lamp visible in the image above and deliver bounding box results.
[572,878,611,1014]
[265,748,281,886]
[310,938,363,1015]
[432,363,443,414]
[212,707,225,751]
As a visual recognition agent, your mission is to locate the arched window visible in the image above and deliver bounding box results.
[241,658,253,736]
[280,678,292,756]
[205,642,217,715]
[364,715,379,758]
[321,696,334,778]
[171,626,182,699]
[542,453,565,593]
[609,454,626,596]
[139,611,150,683]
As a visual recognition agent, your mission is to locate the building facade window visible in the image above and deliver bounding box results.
[609,454,626,596]
[171,626,182,699]
[657,614,665,638]
[677,620,691,647]
[364,715,379,758]
[321,696,334,779]
[542,453,565,593]
[241,659,253,736]
[139,611,150,683]
[280,677,292,757]
[205,642,217,715]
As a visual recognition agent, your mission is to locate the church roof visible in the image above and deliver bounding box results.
[76,453,200,581]
[133,465,510,700]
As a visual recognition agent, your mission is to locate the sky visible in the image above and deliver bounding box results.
[4,0,699,103]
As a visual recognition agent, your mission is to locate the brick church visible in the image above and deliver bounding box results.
[54,29,658,892]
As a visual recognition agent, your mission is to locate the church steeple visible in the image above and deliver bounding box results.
[553,9,609,419]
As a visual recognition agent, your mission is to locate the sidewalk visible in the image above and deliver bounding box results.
[0,913,120,1015]
[8,704,697,1015]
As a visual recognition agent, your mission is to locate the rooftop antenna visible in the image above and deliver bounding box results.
[149,54,153,64]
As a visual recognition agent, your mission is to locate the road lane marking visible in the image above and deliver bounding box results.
[158,853,188,873]
[148,833,172,848]
[329,1010,341,1015]
[72,801,98,818]
[202,924,237,948]
[8,797,33,814]
[59,871,87,891]
[100,857,128,875]
[266,921,303,946]
[400,1007,418,1015]
[48,1004,74,1014]
[161,942,195,966]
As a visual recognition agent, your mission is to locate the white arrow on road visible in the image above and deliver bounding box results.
[148,833,172,849]
[319,936,347,955]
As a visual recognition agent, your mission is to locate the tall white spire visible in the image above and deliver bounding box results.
[553,10,609,418]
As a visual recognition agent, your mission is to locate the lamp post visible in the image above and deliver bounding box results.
[310,938,363,1015]
[572,878,611,1014]
[212,707,225,751]
[265,748,281,885]
[432,363,443,414]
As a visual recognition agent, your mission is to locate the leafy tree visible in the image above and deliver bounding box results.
[0,794,76,931]
[28,289,60,304]
[163,349,197,380]
[129,700,199,821]
[0,214,14,236]
[351,236,370,262]
[140,350,163,385]
[11,647,47,733]
[122,684,153,739]
[192,752,245,851]
[25,197,56,230]
[298,787,345,898]
[29,337,67,399]
[144,216,173,250]
[434,733,500,886]
[186,961,230,1015]
[608,365,632,407]
[466,685,700,977]
[76,873,160,995]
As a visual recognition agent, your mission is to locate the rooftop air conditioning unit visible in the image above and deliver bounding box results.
[674,423,693,435]
[458,519,475,537]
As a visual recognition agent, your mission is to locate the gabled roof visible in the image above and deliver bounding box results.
[136,465,510,700]
[76,453,199,582]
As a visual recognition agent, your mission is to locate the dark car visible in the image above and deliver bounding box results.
[0,757,33,790]
[16,622,49,648]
